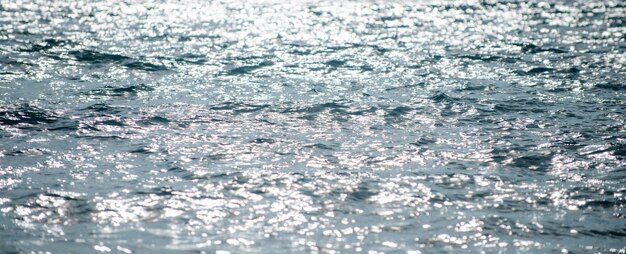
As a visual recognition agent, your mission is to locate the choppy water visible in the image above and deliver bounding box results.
[1,0,625,253]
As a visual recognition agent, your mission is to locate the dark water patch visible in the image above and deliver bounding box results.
[527,66,583,76]
[95,119,126,127]
[560,67,581,75]
[69,50,130,63]
[429,92,457,103]
[555,139,584,150]
[545,86,572,93]
[582,229,626,238]
[82,103,126,114]
[322,59,373,72]
[283,102,349,114]
[0,71,20,76]
[609,143,626,156]
[0,59,36,67]
[130,147,156,154]
[227,54,273,61]
[516,43,568,54]
[608,16,626,27]
[410,137,436,146]
[369,45,390,54]
[282,102,349,120]
[226,61,273,75]
[204,154,226,161]
[582,199,624,209]
[177,33,221,42]
[456,54,517,63]
[45,118,81,131]
[380,16,401,22]
[136,187,175,197]
[510,154,553,171]
[79,134,126,140]
[19,39,70,52]
[175,53,208,65]
[358,65,373,72]
[326,60,346,68]
[124,61,168,72]
[489,99,552,114]
[166,166,187,175]
[70,50,167,71]
[4,148,50,157]
[208,102,238,111]
[594,82,625,91]
[490,148,511,163]
[137,116,170,126]
[207,102,269,114]
[519,67,555,75]
[386,106,413,118]
[81,84,155,98]
[0,104,59,127]
[0,244,19,254]
[14,192,93,224]
[209,171,244,180]
[385,83,425,91]
[305,143,336,150]
[347,184,378,202]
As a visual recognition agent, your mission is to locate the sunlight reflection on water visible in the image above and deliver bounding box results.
[0,0,625,253]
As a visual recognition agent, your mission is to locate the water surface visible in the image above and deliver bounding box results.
[0,0,625,253]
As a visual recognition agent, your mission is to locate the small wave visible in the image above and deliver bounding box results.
[208,102,269,114]
[282,102,349,117]
[12,191,92,224]
[429,92,457,103]
[304,143,336,150]
[69,50,130,63]
[518,67,555,75]
[390,106,414,117]
[4,148,50,157]
[489,99,552,113]
[594,82,625,91]
[326,60,346,68]
[70,50,168,72]
[385,83,425,91]
[457,54,518,63]
[347,183,379,201]
[226,61,274,75]
[81,84,155,98]
[123,61,168,72]
[510,154,553,171]
[82,103,126,114]
[175,53,208,65]
[0,104,59,127]
[515,42,568,54]
[19,39,71,52]
[137,116,170,126]
[0,59,36,67]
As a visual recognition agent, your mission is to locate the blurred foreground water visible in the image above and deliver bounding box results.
[0,0,625,253]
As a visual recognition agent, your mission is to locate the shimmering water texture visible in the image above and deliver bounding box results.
[1,0,625,253]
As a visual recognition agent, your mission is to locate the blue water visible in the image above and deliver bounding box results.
[1,0,625,253]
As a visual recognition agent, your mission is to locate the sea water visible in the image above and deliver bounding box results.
[0,0,625,253]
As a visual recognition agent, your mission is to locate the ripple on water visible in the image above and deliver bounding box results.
[0,0,625,253]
